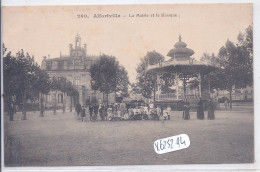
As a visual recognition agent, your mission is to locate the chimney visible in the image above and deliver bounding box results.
[84,44,87,55]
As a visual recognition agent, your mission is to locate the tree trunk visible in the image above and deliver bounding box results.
[21,91,27,120]
[53,92,57,115]
[153,81,156,102]
[40,93,44,117]
[229,86,232,109]
[62,92,65,113]
[8,96,14,121]
[107,92,109,106]
[70,96,72,112]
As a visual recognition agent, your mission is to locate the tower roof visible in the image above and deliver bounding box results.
[167,35,194,60]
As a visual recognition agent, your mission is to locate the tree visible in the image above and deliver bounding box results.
[90,54,129,105]
[135,51,165,100]
[50,77,79,114]
[65,80,79,112]
[189,53,222,93]
[4,48,51,120]
[236,25,253,87]
[198,25,253,109]
[35,65,51,117]
[115,65,130,97]
[217,39,252,109]
[3,47,20,120]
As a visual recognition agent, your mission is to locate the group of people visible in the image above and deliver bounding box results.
[75,103,103,122]
[74,102,173,122]
[75,103,86,121]
[74,99,216,122]
[194,98,215,120]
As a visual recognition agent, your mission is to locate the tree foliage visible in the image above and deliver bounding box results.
[188,25,253,109]
[51,77,79,96]
[3,47,51,120]
[135,51,165,99]
[198,25,253,91]
[189,25,253,108]
[116,65,130,97]
[90,54,129,99]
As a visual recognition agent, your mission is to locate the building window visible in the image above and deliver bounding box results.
[58,94,63,103]
[46,94,51,103]
[58,61,64,70]
[46,62,52,70]
[75,76,80,85]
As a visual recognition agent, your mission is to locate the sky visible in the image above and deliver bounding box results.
[2,4,252,82]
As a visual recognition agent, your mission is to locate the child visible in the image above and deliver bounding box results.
[81,106,86,122]
[163,108,168,120]
[167,105,171,120]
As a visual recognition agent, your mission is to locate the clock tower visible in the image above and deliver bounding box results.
[69,34,87,69]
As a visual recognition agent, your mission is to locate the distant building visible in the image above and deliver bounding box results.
[41,34,115,109]
[214,86,253,101]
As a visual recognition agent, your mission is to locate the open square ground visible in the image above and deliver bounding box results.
[4,105,254,166]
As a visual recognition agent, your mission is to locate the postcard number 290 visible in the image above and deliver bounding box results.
[154,134,190,154]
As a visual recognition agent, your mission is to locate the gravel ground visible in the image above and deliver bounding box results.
[4,105,254,166]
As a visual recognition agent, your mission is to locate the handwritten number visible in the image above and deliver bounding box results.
[155,135,188,153]
[180,137,186,146]
[170,139,174,149]
[167,139,171,149]
[154,142,160,151]
[176,137,180,147]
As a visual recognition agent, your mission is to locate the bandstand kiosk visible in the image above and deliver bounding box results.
[146,35,219,110]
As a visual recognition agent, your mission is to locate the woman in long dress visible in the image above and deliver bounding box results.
[75,103,82,120]
[197,98,204,120]
[183,102,191,120]
[208,99,215,120]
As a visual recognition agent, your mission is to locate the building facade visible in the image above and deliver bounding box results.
[41,35,114,109]
[214,86,253,101]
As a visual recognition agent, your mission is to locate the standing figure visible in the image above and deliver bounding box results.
[128,106,134,120]
[103,104,108,120]
[93,104,99,121]
[227,98,230,107]
[163,107,168,121]
[9,102,15,121]
[75,102,82,120]
[107,105,113,121]
[156,106,161,118]
[99,105,105,121]
[183,102,191,120]
[224,99,228,110]
[89,104,93,121]
[208,99,215,120]
[120,102,126,117]
[81,106,86,122]
[143,105,148,119]
[197,98,204,120]
[149,102,154,117]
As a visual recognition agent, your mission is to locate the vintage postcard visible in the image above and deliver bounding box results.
[1,2,255,170]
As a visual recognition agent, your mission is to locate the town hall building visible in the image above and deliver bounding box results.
[41,35,114,109]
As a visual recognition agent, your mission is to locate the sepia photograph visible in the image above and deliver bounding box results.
[1,2,255,170]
